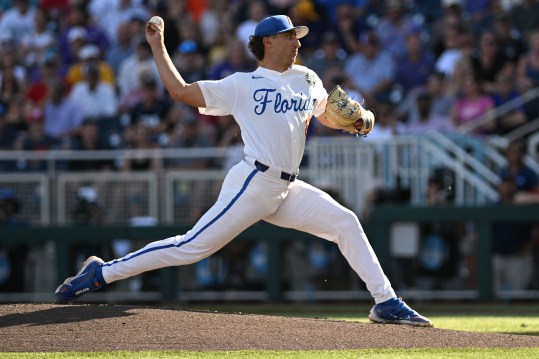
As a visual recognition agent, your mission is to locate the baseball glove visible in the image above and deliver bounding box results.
[325,85,375,136]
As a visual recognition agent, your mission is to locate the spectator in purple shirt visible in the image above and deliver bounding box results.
[394,31,436,96]
[59,25,87,74]
[44,80,84,140]
[375,0,421,59]
[58,6,109,72]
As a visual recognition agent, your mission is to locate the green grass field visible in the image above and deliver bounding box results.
[3,304,538,358]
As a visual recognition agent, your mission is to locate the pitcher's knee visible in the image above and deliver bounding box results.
[333,208,363,234]
[343,208,361,225]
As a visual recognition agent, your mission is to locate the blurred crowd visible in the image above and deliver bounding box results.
[0,0,539,172]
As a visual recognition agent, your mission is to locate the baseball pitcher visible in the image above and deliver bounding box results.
[55,14,432,327]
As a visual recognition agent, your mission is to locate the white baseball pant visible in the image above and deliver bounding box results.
[101,158,396,303]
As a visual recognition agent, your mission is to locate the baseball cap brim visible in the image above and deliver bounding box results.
[269,26,309,39]
[289,26,309,39]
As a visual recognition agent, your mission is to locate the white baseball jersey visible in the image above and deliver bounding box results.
[198,65,327,171]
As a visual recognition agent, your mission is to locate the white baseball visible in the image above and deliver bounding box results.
[149,16,164,28]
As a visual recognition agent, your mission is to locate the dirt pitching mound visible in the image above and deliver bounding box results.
[0,304,537,352]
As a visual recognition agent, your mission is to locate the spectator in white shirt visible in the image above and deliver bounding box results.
[0,0,36,44]
[117,36,161,105]
[69,63,118,120]
[19,7,55,69]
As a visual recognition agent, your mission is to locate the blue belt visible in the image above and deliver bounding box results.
[254,160,297,182]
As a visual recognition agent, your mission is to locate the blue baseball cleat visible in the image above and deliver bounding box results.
[368,297,433,327]
[55,256,105,304]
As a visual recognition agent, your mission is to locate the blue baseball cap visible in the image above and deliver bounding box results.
[254,15,309,39]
